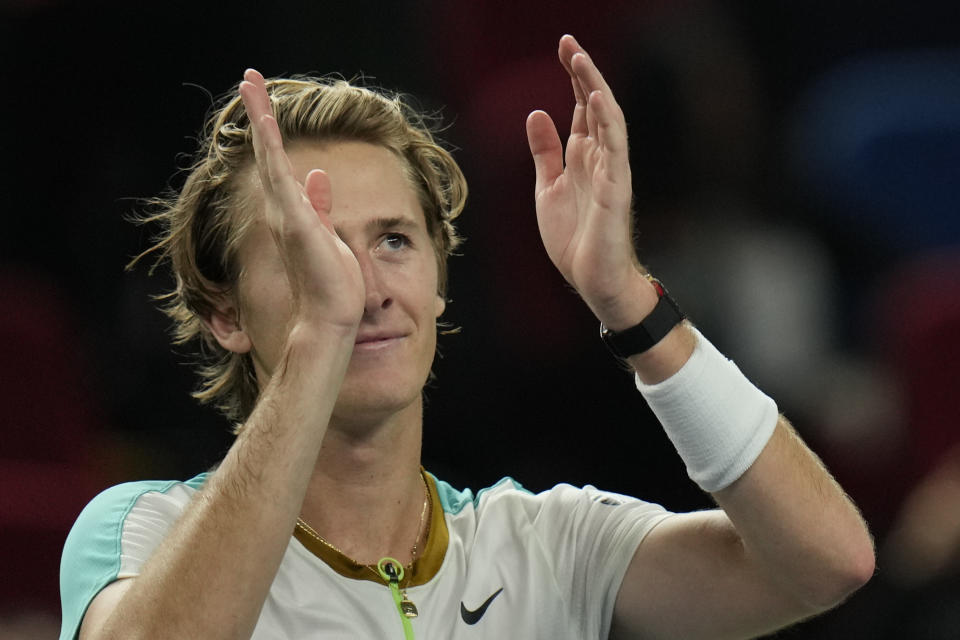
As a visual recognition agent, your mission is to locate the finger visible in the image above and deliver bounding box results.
[240,72,316,239]
[588,90,630,186]
[559,41,587,105]
[571,53,628,147]
[241,70,282,173]
[557,34,582,79]
[243,68,271,113]
[559,34,591,102]
[304,169,335,233]
[526,110,564,197]
[239,73,273,195]
[584,77,600,140]
[559,36,588,136]
[240,69,273,135]
[589,90,628,154]
[258,112,306,219]
[568,79,588,137]
[565,40,609,95]
[569,49,626,126]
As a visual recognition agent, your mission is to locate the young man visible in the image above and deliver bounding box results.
[60,35,874,639]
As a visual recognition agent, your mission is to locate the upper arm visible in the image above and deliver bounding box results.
[611,510,816,640]
[78,578,135,640]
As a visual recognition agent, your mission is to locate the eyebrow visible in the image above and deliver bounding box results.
[333,216,420,238]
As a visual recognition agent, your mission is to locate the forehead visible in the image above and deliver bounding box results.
[285,141,424,227]
[228,140,435,276]
[232,140,425,227]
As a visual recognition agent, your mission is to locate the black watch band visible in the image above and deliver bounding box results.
[600,278,685,359]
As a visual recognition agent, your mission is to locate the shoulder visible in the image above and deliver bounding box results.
[64,474,210,556]
[59,474,210,640]
[430,472,669,528]
[74,475,208,526]
[431,475,528,516]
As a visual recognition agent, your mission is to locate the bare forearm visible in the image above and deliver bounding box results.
[615,419,875,639]
[89,326,354,640]
[628,323,874,603]
[713,417,876,611]
[615,336,874,638]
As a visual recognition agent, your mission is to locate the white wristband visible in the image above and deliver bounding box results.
[635,328,778,493]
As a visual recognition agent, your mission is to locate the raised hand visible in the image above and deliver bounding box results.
[239,70,365,332]
[526,36,656,330]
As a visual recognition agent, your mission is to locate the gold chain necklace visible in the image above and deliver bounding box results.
[295,471,431,618]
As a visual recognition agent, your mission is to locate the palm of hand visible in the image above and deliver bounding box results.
[538,131,633,299]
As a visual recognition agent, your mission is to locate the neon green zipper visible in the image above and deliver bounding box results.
[377,557,416,640]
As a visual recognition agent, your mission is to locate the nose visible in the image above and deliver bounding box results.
[358,255,392,315]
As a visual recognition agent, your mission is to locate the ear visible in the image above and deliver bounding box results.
[203,294,252,354]
[434,294,446,318]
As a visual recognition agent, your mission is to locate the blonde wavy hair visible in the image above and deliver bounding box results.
[130,76,467,425]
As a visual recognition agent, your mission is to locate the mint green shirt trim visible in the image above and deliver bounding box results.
[59,474,209,640]
[431,474,531,515]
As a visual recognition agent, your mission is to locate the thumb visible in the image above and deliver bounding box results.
[526,110,564,197]
[304,169,334,231]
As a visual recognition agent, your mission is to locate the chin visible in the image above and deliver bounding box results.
[332,374,425,424]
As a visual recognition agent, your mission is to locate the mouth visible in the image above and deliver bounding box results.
[353,333,406,352]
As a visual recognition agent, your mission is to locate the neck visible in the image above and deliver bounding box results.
[299,396,427,566]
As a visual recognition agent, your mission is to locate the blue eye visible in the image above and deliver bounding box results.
[382,233,410,251]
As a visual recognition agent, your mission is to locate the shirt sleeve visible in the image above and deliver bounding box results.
[528,484,673,640]
[58,479,196,640]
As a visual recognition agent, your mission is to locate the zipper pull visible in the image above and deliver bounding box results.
[377,558,416,640]
[382,561,419,619]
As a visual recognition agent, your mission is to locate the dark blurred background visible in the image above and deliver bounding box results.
[2,0,959,637]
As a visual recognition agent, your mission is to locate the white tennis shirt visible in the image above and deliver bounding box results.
[60,472,671,639]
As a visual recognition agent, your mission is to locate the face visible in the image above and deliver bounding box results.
[224,141,446,425]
